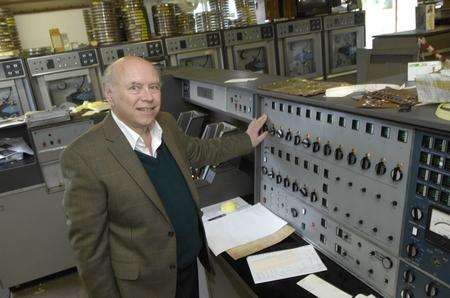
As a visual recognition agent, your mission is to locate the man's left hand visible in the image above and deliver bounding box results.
[246,114,268,147]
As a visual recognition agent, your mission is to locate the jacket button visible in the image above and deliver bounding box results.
[168,231,174,237]
[169,264,176,270]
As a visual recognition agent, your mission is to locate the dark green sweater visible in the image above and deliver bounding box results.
[135,143,202,269]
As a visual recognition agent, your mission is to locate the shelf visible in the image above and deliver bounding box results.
[1,0,90,14]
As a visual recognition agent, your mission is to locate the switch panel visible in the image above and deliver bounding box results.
[99,40,165,67]
[396,261,449,298]
[27,49,99,76]
[165,33,221,55]
[323,11,365,30]
[260,96,413,255]
[261,188,399,298]
[226,88,254,121]
[400,131,450,285]
[187,81,227,112]
[277,17,322,39]
[223,24,274,46]
[0,59,25,79]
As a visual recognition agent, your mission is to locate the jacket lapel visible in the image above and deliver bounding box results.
[102,113,171,224]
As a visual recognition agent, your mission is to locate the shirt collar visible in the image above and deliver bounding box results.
[111,111,163,157]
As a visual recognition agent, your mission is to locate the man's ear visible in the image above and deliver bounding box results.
[104,86,114,106]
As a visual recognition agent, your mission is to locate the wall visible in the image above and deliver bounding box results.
[15,9,89,49]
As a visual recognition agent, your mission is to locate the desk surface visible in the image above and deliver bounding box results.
[221,233,381,298]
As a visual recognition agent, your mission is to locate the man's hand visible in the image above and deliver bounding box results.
[246,114,268,147]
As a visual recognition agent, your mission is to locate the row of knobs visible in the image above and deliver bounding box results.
[268,126,403,182]
[262,166,395,241]
[401,270,439,297]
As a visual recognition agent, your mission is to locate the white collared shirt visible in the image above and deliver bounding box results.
[111,112,163,158]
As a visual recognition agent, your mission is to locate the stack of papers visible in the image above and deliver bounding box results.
[203,203,287,256]
[247,245,327,284]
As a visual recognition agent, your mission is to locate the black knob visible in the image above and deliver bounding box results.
[313,141,321,153]
[361,187,366,193]
[294,134,301,145]
[336,176,341,181]
[291,208,298,218]
[368,269,374,274]
[425,282,438,297]
[261,166,268,175]
[375,161,387,176]
[406,244,418,258]
[388,235,394,241]
[276,128,284,138]
[262,123,269,132]
[276,174,282,184]
[382,257,393,269]
[283,177,290,188]
[348,182,353,187]
[300,186,308,197]
[361,155,371,170]
[345,213,350,218]
[358,219,363,225]
[372,227,378,233]
[323,143,332,156]
[292,182,299,192]
[310,191,318,202]
[347,151,357,165]
[269,126,276,136]
[285,130,292,141]
[335,147,344,160]
[268,169,275,179]
[302,137,311,148]
[400,289,414,298]
[392,201,398,207]
[376,194,381,199]
[403,270,415,283]
[411,207,423,221]
[333,206,338,212]
[391,166,403,182]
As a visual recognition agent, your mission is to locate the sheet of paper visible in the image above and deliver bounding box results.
[201,197,250,221]
[325,84,408,97]
[203,203,287,256]
[297,274,352,298]
[224,78,258,84]
[246,245,327,284]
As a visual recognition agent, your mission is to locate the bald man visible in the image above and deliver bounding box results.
[61,56,268,298]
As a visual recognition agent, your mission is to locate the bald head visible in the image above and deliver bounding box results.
[103,56,162,135]
[103,56,159,92]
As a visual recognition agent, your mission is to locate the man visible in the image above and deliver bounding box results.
[61,56,268,298]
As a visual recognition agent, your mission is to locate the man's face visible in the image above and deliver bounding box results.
[105,58,161,132]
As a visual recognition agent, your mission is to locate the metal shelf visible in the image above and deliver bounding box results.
[1,0,90,14]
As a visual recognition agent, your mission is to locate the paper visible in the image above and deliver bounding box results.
[224,78,258,84]
[246,245,327,284]
[201,197,250,222]
[324,84,414,98]
[203,203,287,256]
[227,225,295,260]
[297,274,351,298]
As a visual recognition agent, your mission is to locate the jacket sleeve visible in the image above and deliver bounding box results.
[165,113,253,169]
[61,147,120,298]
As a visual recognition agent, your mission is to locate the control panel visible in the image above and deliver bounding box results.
[27,49,99,76]
[261,188,399,297]
[397,261,449,298]
[165,32,221,55]
[223,24,274,46]
[226,88,254,121]
[258,95,416,297]
[277,17,322,39]
[400,131,450,286]
[99,40,165,67]
[323,11,365,30]
[31,120,93,190]
[0,59,25,80]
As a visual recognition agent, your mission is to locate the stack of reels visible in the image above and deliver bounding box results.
[209,0,231,29]
[195,11,220,33]
[177,12,195,35]
[121,0,150,42]
[0,8,21,58]
[89,0,123,45]
[152,3,178,37]
[235,0,257,27]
